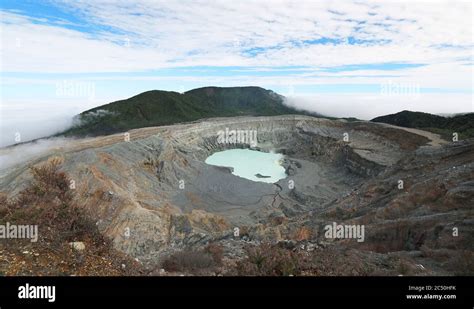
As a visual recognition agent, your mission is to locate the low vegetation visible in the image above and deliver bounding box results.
[234,243,309,276]
[0,157,144,276]
[160,243,223,274]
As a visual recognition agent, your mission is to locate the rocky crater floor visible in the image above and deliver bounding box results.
[0,115,472,275]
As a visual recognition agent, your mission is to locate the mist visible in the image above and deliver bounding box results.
[0,101,86,172]
[0,100,111,171]
[0,137,74,173]
[0,99,100,148]
[283,93,473,120]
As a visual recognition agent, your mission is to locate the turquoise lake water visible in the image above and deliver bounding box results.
[205,149,286,183]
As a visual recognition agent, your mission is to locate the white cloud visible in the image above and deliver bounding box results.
[0,0,472,72]
[0,137,74,172]
[0,99,100,148]
[284,93,473,120]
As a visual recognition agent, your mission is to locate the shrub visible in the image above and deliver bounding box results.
[204,243,224,265]
[396,259,413,275]
[1,158,102,247]
[232,243,381,276]
[446,250,474,275]
[235,243,309,276]
[161,249,216,273]
[0,158,144,276]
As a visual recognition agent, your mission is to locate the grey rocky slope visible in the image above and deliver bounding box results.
[1,115,472,273]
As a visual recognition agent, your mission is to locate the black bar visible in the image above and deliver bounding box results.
[0,276,472,308]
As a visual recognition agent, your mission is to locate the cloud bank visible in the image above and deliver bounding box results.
[0,99,98,148]
[0,137,76,175]
[284,93,473,120]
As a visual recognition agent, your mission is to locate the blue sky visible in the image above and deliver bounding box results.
[0,0,473,146]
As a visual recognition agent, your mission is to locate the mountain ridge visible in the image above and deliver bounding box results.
[61,88,474,141]
[371,110,474,139]
[62,86,318,137]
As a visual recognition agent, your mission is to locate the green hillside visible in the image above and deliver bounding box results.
[62,86,316,137]
[371,110,474,140]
